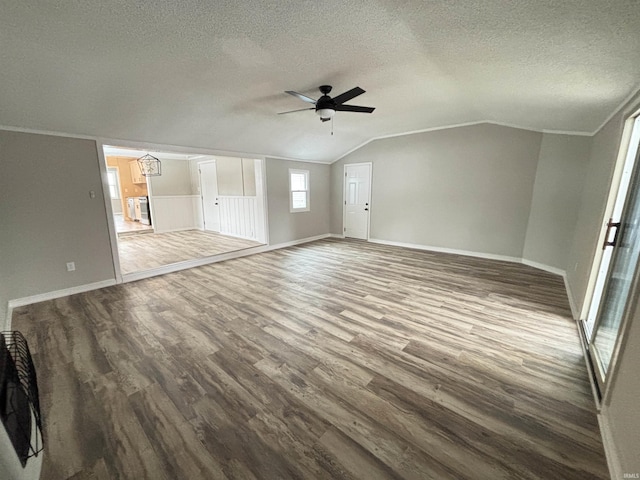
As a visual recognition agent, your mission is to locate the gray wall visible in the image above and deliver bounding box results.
[242,158,257,196]
[331,123,543,258]
[266,158,330,245]
[214,156,257,196]
[563,90,640,476]
[216,156,244,196]
[566,112,628,310]
[523,134,592,270]
[148,158,193,196]
[0,131,115,325]
[605,297,640,474]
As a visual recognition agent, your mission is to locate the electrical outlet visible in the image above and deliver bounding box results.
[66,262,76,272]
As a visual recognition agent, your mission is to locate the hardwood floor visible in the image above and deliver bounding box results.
[12,239,608,479]
[117,229,262,274]
[113,214,153,235]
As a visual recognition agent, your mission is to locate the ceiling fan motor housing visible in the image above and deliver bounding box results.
[316,96,336,120]
[280,84,374,122]
[316,89,336,120]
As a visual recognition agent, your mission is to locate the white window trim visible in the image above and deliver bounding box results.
[107,167,121,200]
[289,168,310,213]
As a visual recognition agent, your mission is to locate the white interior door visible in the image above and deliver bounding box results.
[199,161,220,232]
[344,163,371,240]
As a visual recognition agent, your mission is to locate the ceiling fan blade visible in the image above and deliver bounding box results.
[278,107,315,115]
[332,87,365,105]
[334,104,375,113]
[285,91,317,104]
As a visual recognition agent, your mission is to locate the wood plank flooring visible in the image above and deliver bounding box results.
[113,214,153,235]
[12,239,608,479]
[117,229,262,274]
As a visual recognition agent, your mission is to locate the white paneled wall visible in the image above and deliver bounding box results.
[150,195,200,233]
[219,196,258,240]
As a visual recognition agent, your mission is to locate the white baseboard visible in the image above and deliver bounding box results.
[262,233,333,251]
[4,234,333,324]
[330,233,345,239]
[598,413,623,480]
[122,234,333,282]
[219,231,259,242]
[5,279,117,329]
[520,258,565,276]
[563,274,580,320]
[369,238,578,319]
[121,245,270,282]
[369,238,522,264]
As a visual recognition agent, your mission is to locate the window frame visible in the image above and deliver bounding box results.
[107,167,121,200]
[289,168,310,213]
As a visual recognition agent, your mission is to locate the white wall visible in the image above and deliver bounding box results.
[331,123,543,258]
[523,134,592,271]
[148,158,198,233]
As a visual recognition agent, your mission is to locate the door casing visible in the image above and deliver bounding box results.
[199,160,221,233]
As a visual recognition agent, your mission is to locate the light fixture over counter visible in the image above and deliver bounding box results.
[137,154,162,177]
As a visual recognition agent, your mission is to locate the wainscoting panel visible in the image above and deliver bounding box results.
[219,196,257,240]
[150,195,199,233]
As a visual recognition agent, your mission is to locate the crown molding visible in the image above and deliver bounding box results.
[331,120,593,163]
[590,84,640,136]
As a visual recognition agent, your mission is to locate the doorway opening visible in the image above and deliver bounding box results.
[101,145,267,278]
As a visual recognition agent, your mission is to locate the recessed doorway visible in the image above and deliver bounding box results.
[101,145,267,278]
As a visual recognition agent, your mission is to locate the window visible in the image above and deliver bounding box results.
[289,169,309,212]
[107,168,120,199]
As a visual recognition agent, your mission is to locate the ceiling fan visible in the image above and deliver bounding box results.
[279,85,375,122]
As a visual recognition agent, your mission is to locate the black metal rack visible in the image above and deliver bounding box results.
[0,331,43,467]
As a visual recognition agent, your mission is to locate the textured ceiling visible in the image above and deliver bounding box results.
[1,1,639,162]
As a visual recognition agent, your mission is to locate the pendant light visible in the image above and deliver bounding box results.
[137,154,162,177]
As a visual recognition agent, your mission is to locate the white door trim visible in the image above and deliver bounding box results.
[198,159,220,233]
[343,162,372,240]
[96,141,124,283]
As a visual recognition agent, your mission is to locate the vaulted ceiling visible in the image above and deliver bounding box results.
[1,1,639,162]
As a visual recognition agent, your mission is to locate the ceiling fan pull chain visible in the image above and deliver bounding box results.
[331,116,334,136]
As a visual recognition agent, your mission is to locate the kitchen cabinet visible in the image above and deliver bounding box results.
[129,159,146,184]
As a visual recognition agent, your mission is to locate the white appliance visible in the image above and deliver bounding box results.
[126,196,151,225]
[127,197,136,221]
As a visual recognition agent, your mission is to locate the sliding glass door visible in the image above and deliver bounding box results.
[589,115,640,390]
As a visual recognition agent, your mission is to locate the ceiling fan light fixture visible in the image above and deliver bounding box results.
[316,108,336,119]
